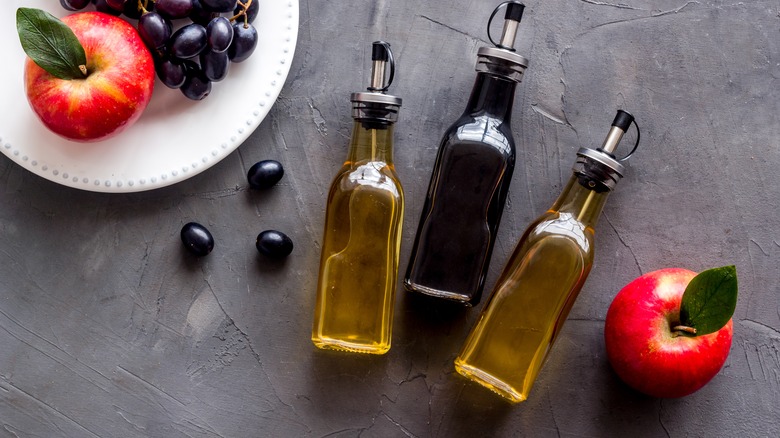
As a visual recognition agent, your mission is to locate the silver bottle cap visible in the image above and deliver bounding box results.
[573,110,640,191]
[351,41,402,124]
[476,2,529,82]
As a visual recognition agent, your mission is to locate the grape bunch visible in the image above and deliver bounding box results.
[60,0,260,101]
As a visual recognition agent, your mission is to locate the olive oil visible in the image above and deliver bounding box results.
[405,2,528,305]
[455,179,604,402]
[455,110,640,402]
[312,42,404,354]
[312,124,403,354]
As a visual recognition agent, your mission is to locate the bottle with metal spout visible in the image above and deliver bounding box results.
[311,42,404,355]
[405,2,529,306]
[455,110,641,403]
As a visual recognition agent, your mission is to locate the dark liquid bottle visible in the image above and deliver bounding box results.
[405,2,529,306]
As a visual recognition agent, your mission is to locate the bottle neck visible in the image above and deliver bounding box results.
[347,120,395,164]
[550,175,611,228]
[464,72,517,120]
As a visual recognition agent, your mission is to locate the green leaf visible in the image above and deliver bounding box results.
[680,265,738,336]
[16,7,87,80]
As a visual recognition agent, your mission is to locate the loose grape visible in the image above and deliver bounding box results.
[60,0,91,11]
[138,12,172,50]
[206,16,233,53]
[256,230,294,259]
[201,0,238,13]
[170,23,208,60]
[156,58,187,89]
[234,0,259,23]
[156,0,194,20]
[247,160,284,189]
[181,64,212,100]
[181,222,214,257]
[228,22,258,63]
[200,50,230,82]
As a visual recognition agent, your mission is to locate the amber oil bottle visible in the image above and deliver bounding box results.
[455,110,640,402]
[311,42,404,355]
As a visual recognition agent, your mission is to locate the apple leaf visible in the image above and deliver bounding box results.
[16,7,87,80]
[680,265,738,336]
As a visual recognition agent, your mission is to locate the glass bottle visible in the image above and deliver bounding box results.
[455,110,640,402]
[311,42,404,355]
[405,2,529,306]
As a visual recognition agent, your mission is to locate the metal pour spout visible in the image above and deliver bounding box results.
[498,2,525,50]
[600,110,635,154]
[351,41,402,125]
[368,41,394,93]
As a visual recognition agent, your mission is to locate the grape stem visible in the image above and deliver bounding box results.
[230,0,253,28]
[137,0,151,14]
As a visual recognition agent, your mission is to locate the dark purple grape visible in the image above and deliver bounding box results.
[207,17,233,53]
[60,0,91,11]
[105,0,127,11]
[234,0,259,23]
[155,0,194,20]
[156,58,187,89]
[138,12,172,50]
[94,0,123,15]
[123,0,148,19]
[201,0,237,13]
[189,0,217,25]
[170,24,208,60]
[181,222,214,257]
[256,230,294,259]
[200,50,230,82]
[181,60,200,74]
[247,160,284,189]
[228,22,258,63]
[181,64,212,100]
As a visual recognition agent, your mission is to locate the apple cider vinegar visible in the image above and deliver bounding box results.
[455,180,604,402]
[312,124,403,354]
[312,42,404,354]
[455,110,641,402]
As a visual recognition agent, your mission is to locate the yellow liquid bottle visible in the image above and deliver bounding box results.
[311,42,404,355]
[455,110,640,401]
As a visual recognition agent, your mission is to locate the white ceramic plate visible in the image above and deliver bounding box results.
[1,0,298,193]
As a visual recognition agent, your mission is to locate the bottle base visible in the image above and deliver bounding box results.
[403,279,476,306]
[311,336,390,355]
[454,359,526,403]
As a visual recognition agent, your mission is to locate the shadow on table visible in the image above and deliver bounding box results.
[396,291,516,435]
[304,347,392,419]
[398,291,472,339]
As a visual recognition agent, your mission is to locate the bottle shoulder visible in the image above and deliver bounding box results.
[523,211,595,254]
[330,161,403,196]
[440,114,515,156]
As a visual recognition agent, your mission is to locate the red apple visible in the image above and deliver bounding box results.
[23,11,155,142]
[604,268,734,398]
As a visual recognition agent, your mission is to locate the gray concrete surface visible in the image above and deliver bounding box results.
[1,0,779,436]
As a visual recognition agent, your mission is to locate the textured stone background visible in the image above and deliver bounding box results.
[1,0,779,436]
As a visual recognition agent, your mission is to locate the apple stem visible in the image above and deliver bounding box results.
[78,64,87,76]
[672,325,698,336]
